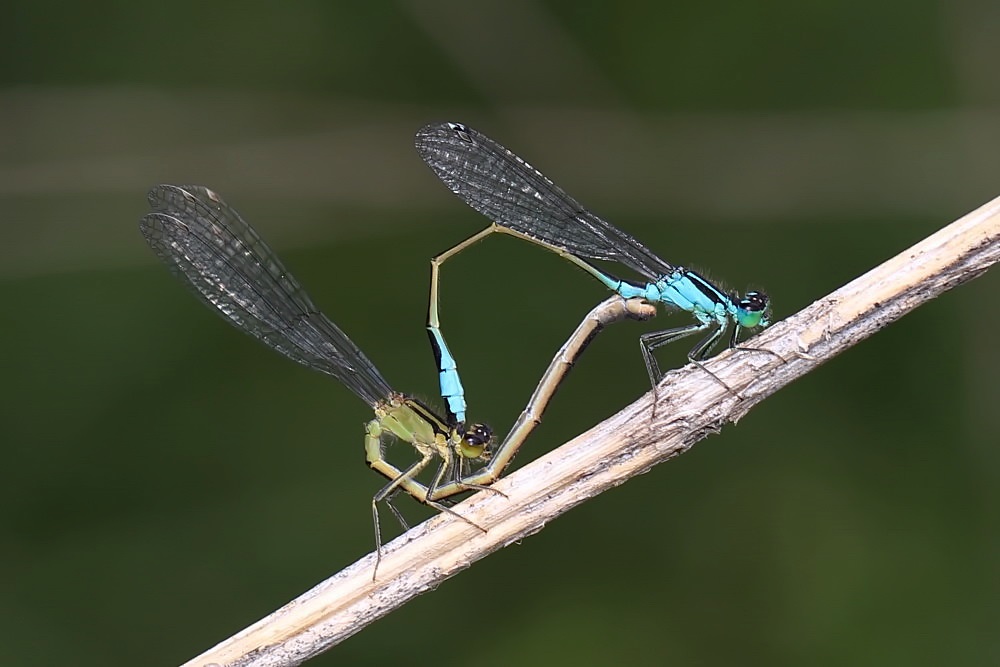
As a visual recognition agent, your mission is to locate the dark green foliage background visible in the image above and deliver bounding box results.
[1,2,996,665]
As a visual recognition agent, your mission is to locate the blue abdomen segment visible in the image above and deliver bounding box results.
[599,268,731,322]
[427,327,467,424]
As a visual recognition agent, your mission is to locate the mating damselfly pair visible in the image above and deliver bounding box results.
[138,123,771,572]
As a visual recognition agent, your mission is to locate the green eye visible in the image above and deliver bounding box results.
[736,291,769,328]
[738,309,765,328]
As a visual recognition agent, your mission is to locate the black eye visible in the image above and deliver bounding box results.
[740,292,768,312]
[464,423,492,447]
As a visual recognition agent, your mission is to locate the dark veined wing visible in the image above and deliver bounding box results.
[415,122,675,281]
[139,184,393,408]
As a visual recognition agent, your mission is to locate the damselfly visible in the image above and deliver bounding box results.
[416,122,771,397]
[139,184,655,572]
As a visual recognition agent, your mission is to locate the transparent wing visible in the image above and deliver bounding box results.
[139,184,393,407]
[415,122,675,280]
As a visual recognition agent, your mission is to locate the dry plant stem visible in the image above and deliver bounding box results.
[183,194,1000,667]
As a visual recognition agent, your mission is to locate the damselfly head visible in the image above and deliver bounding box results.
[458,422,493,459]
[735,291,770,329]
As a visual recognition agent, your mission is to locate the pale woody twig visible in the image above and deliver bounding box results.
[183,193,1000,667]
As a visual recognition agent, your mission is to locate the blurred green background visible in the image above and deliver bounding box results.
[2,1,998,665]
